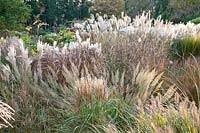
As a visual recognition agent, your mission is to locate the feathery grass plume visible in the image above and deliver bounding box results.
[74,76,108,106]
[103,124,118,133]
[166,61,200,106]
[75,12,200,72]
[0,37,31,83]
[136,86,200,132]
[75,11,200,37]
[0,37,102,106]
[109,64,164,105]
[31,40,102,85]
[126,65,164,104]
[0,101,15,129]
[1,12,200,132]
[95,22,171,76]
[131,68,164,103]
[0,38,75,131]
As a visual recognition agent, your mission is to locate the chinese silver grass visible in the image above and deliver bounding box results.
[31,39,102,85]
[76,11,200,41]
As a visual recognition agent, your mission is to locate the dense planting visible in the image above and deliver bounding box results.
[1,12,200,132]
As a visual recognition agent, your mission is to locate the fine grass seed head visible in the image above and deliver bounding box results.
[75,77,108,106]
[0,101,15,129]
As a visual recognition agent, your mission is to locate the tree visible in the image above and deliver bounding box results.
[169,0,200,22]
[125,0,154,17]
[0,0,31,30]
[125,0,200,23]
[91,0,125,16]
[152,0,172,20]
[125,0,172,20]
[26,0,91,27]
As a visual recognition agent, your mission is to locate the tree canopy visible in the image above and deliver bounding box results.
[91,0,125,16]
[25,0,92,26]
[0,0,200,31]
[125,0,200,22]
[0,0,31,30]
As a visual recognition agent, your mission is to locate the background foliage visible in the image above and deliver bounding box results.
[0,0,200,32]
[25,0,91,27]
[0,0,31,30]
[91,0,125,16]
[125,0,200,22]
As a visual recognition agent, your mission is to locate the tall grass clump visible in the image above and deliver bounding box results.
[50,63,200,132]
[137,94,200,132]
[170,34,200,61]
[1,11,200,132]
[81,12,200,74]
[0,37,102,132]
[166,60,200,106]
[31,40,102,84]
[49,64,173,132]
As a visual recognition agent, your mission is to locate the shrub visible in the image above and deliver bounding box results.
[0,0,31,31]
[125,0,154,18]
[91,0,125,16]
[125,0,172,21]
[191,17,200,24]
[41,28,75,47]
[169,0,200,23]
